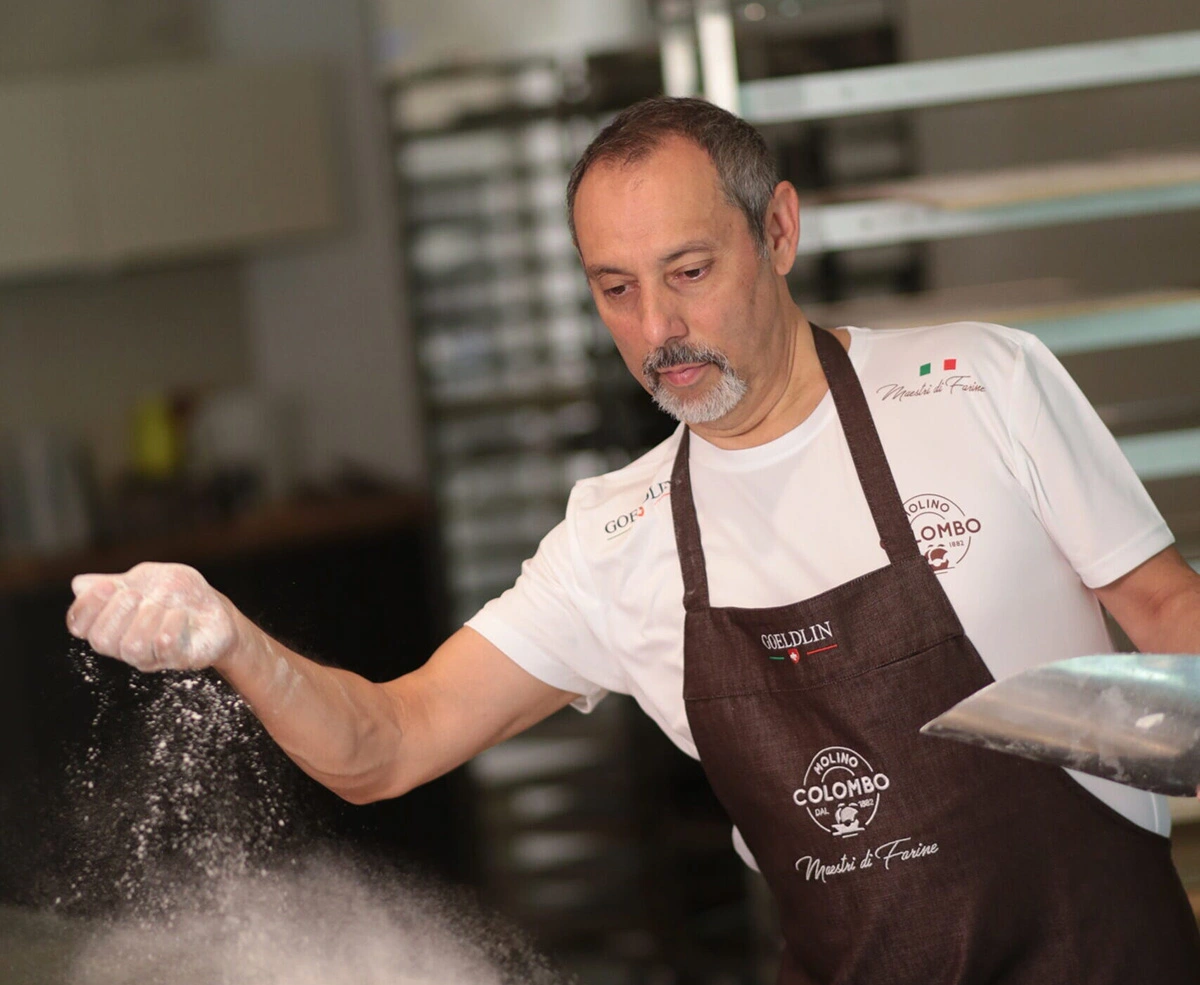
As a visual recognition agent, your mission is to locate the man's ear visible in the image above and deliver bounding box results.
[763,181,800,276]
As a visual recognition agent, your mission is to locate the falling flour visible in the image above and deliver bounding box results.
[51,649,566,985]
[69,855,561,985]
[57,650,291,917]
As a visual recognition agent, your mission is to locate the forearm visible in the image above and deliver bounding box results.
[68,564,573,807]
[1097,548,1200,656]
[216,605,409,803]
[1144,579,1200,654]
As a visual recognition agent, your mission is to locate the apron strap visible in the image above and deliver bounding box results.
[670,427,710,611]
[812,325,921,565]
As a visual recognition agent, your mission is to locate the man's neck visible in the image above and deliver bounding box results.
[691,313,846,450]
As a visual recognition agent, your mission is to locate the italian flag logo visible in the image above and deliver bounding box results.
[919,358,957,376]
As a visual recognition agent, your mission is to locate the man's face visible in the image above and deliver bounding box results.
[573,137,787,427]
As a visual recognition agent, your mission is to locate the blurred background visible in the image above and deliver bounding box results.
[1,1,1199,982]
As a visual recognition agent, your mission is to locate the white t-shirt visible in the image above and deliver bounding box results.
[468,322,1175,846]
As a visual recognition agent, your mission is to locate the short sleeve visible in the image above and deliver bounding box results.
[465,516,615,713]
[1006,333,1173,588]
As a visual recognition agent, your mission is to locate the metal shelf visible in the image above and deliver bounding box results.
[742,30,1200,123]
[797,180,1200,254]
[1118,428,1200,482]
[1013,297,1200,356]
[816,290,1200,357]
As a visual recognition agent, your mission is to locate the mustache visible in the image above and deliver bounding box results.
[641,341,733,385]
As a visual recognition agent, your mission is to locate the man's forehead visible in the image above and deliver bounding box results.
[579,135,720,199]
[574,138,733,251]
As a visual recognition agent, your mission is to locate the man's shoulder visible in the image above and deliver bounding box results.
[854,320,1035,358]
[564,427,680,547]
[852,321,1037,407]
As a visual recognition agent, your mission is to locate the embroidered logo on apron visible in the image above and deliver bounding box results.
[761,622,839,662]
[793,746,890,838]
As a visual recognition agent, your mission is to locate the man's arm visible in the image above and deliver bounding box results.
[1094,546,1200,654]
[67,562,577,804]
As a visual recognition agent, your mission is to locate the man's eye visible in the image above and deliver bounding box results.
[604,284,629,298]
[680,265,709,281]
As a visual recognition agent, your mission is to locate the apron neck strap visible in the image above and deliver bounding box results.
[670,427,710,610]
[669,324,921,611]
[811,325,920,565]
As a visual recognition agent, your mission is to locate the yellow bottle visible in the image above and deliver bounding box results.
[130,394,181,479]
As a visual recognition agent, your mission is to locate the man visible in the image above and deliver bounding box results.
[69,98,1200,982]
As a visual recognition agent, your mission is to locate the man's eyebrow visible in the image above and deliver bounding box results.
[659,241,716,265]
[585,241,716,280]
[585,263,630,280]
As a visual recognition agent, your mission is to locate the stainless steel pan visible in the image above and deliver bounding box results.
[921,654,1200,797]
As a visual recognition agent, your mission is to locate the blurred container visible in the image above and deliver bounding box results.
[187,389,297,503]
[0,431,94,558]
[130,393,184,479]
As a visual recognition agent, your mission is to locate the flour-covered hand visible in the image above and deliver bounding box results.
[67,562,239,672]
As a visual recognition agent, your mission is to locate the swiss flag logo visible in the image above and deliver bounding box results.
[788,648,801,663]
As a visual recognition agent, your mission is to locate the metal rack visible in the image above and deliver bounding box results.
[393,64,660,626]
[672,3,1200,551]
[795,180,1200,254]
[389,57,754,984]
[691,18,1200,255]
[1010,299,1200,489]
[659,0,929,305]
[740,30,1200,121]
[1013,296,1200,355]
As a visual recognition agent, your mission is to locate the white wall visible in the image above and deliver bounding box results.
[0,264,250,482]
[0,0,425,491]
[0,0,206,75]
[372,0,655,71]
[212,0,427,488]
[0,0,248,484]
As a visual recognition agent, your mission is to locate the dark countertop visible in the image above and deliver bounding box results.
[0,492,431,596]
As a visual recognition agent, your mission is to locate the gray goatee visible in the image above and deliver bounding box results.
[642,341,748,424]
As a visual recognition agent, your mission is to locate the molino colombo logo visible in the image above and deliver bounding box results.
[793,746,890,838]
[904,493,982,573]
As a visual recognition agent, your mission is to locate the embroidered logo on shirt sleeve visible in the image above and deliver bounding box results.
[878,358,984,402]
[602,480,672,539]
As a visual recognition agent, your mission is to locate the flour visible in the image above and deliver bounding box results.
[57,652,292,917]
[70,855,563,985]
[54,650,566,985]
[268,649,305,712]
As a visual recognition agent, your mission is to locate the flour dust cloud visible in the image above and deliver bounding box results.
[70,855,562,985]
[52,648,566,985]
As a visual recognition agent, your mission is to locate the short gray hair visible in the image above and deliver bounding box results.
[566,97,779,256]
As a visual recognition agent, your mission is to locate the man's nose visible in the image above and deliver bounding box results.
[639,288,685,349]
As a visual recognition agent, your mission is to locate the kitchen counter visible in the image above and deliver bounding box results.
[0,491,429,596]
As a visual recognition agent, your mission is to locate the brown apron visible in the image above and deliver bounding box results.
[671,325,1200,984]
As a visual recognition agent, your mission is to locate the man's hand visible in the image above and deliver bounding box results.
[67,562,239,672]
